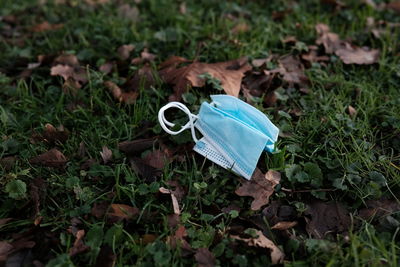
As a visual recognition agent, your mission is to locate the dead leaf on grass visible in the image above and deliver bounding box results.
[143,150,169,169]
[69,229,90,257]
[0,156,16,171]
[315,23,380,64]
[167,225,193,256]
[104,80,138,104]
[100,146,112,164]
[159,56,251,100]
[348,105,357,118]
[235,169,281,211]
[117,4,140,22]
[271,221,297,230]
[31,21,63,32]
[107,204,139,221]
[335,44,380,65]
[117,44,135,60]
[159,187,181,215]
[31,123,69,145]
[194,248,216,267]
[118,138,157,156]
[231,229,284,264]
[29,148,68,168]
[304,201,351,239]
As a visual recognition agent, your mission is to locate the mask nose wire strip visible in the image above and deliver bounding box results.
[158,102,199,143]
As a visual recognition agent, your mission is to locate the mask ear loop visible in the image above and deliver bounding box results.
[158,102,199,142]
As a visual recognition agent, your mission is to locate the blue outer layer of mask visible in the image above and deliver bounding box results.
[193,95,279,179]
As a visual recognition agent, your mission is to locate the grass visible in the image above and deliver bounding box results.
[1,0,400,266]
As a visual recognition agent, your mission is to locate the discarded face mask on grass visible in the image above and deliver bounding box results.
[158,95,279,180]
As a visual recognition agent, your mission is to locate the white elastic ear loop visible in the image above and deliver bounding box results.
[158,102,199,142]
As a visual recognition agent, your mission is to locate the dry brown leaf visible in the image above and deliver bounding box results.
[143,150,168,169]
[159,187,181,215]
[117,4,140,22]
[304,201,351,239]
[29,148,67,168]
[118,138,157,156]
[348,105,357,118]
[159,56,251,100]
[107,204,139,221]
[268,55,309,86]
[104,81,138,104]
[231,230,284,264]
[271,221,297,230]
[69,229,90,257]
[31,123,69,144]
[51,64,74,80]
[0,241,14,263]
[100,146,112,164]
[31,21,63,32]
[235,169,281,210]
[315,23,380,64]
[231,22,250,34]
[167,225,193,256]
[335,44,380,65]
[99,62,114,74]
[117,44,135,60]
[195,248,216,267]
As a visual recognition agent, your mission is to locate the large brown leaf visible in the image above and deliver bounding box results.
[29,148,68,168]
[235,169,281,210]
[315,23,380,64]
[159,56,251,100]
[194,248,216,267]
[304,201,351,239]
[231,229,284,264]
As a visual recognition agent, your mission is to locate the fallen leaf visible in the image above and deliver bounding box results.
[141,234,157,245]
[269,55,309,86]
[131,48,157,65]
[91,202,109,219]
[271,221,297,230]
[31,123,69,144]
[99,62,114,74]
[359,199,400,220]
[195,248,216,267]
[231,229,284,264]
[167,214,181,229]
[29,148,68,168]
[143,150,168,169]
[159,56,251,100]
[50,54,88,93]
[315,23,380,64]
[31,21,63,32]
[231,22,250,34]
[117,4,140,22]
[107,204,139,221]
[235,169,281,210]
[159,187,181,215]
[335,44,380,65]
[69,229,90,257]
[129,157,161,183]
[118,138,157,156]
[167,225,193,256]
[117,44,135,60]
[348,105,357,118]
[100,146,112,164]
[104,81,138,104]
[304,201,351,239]
[94,246,116,267]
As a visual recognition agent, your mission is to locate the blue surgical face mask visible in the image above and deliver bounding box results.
[158,95,279,180]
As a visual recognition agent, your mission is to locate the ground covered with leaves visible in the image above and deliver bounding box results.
[1,0,400,266]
